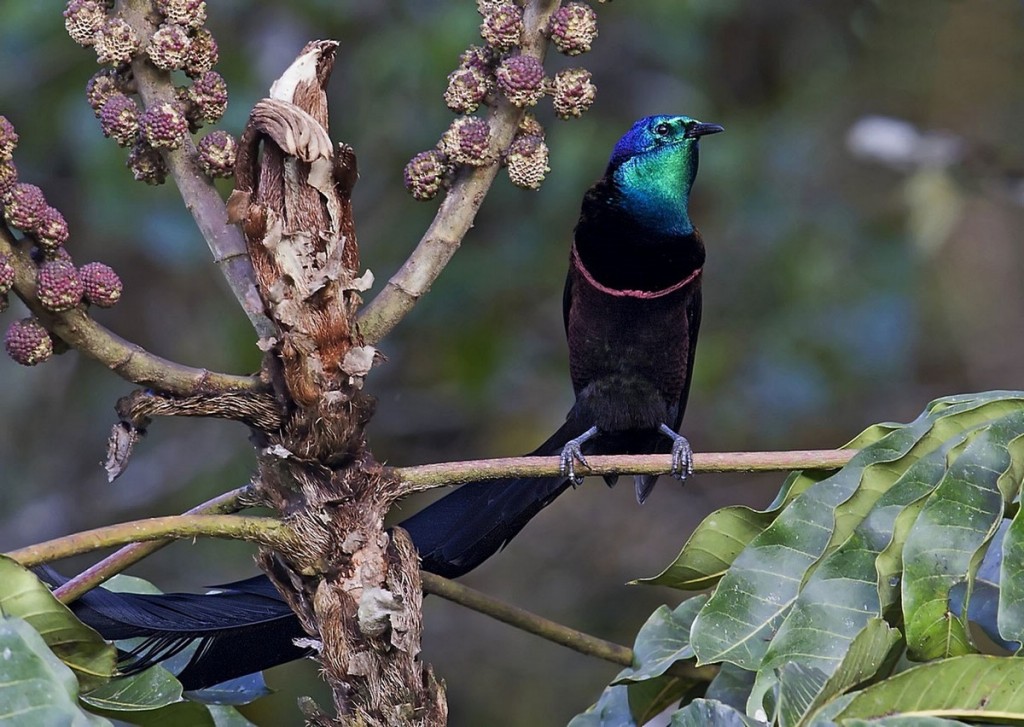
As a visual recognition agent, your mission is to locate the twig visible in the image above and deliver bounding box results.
[395,449,855,493]
[53,484,256,603]
[121,0,275,339]
[0,227,262,395]
[5,514,292,568]
[420,571,716,682]
[421,570,632,666]
[356,0,562,344]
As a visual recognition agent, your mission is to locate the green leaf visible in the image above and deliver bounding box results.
[781,619,901,726]
[755,448,952,701]
[185,672,272,706]
[567,685,636,727]
[0,556,116,687]
[639,418,919,592]
[999,467,1024,646]
[839,718,969,726]
[777,662,829,727]
[705,663,756,712]
[615,595,706,684]
[85,700,217,727]
[634,506,779,590]
[875,441,972,616]
[208,705,259,727]
[690,411,935,670]
[949,519,1015,652]
[901,413,1024,659]
[84,700,257,727]
[0,616,111,726]
[80,666,183,712]
[627,674,698,726]
[669,698,767,726]
[837,654,1024,722]
[691,394,1024,671]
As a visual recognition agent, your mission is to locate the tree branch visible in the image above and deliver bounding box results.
[395,449,855,493]
[5,514,291,568]
[53,484,256,603]
[356,0,562,344]
[0,226,262,395]
[120,0,275,339]
[420,571,717,682]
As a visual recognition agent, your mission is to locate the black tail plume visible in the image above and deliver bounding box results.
[396,417,581,578]
[47,418,584,690]
[38,568,308,691]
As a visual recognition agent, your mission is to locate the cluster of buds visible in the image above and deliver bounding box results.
[66,0,234,183]
[0,115,125,366]
[406,1,600,199]
[504,115,550,191]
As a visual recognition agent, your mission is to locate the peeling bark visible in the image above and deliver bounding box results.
[231,41,446,725]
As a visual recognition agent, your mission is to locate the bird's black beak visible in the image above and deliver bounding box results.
[685,122,725,139]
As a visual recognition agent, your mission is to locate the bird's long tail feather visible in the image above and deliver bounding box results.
[37,569,308,691]
[45,418,583,690]
[397,416,581,578]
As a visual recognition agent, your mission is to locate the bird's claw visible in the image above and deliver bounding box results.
[560,444,589,487]
[670,435,694,482]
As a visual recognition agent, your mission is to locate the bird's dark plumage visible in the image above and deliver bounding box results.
[50,114,722,689]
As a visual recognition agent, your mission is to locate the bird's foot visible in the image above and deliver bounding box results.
[659,424,694,482]
[559,426,600,487]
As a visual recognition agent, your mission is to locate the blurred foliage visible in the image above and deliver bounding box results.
[0,1,1022,724]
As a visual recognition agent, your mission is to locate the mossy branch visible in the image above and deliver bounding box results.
[0,226,262,395]
[356,0,562,344]
[121,0,275,339]
[395,448,855,493]
[5,514,292,568]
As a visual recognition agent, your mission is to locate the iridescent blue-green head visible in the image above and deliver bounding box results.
[607,115,723,235]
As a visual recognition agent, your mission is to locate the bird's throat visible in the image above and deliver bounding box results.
[612,144,699,236]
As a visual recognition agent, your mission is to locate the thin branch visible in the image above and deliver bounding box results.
[0,227,262,395]
[395,449,855,493]
[53,484,257,603]
[420,571,717,682]
[421,571,631,666]
[356,0,562,344]
[121,0,275,339]
[5,515,292,568]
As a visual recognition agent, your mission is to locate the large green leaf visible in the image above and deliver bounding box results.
[837,654,1024,722]
[0,616,111,726]
[669,698,767,726]
[638,421,895,592]
[689,413,930,669]
[0,556,116,687]
[753,447,955,706]
[85,700,218,727]
[779,619,901,727]
[690,394,1024,671]
[874,437,973,616]
[999,455,1024,647]
[628,674,700,726]
[567,684,636,727]
[901,412,1024,659]
[615,595,706,684]
[80,666,183,712]
[839,718,969,726]
[634,506,779,591]
[705,663,757,713]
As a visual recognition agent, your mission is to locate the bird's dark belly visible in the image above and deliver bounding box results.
[567,273,695,436]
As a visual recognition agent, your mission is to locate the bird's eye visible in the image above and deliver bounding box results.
[654,122,672,136]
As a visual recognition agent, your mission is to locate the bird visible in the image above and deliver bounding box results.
[47,114,723,690]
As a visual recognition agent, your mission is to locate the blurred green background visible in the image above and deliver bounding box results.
[1,1,1022,724]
